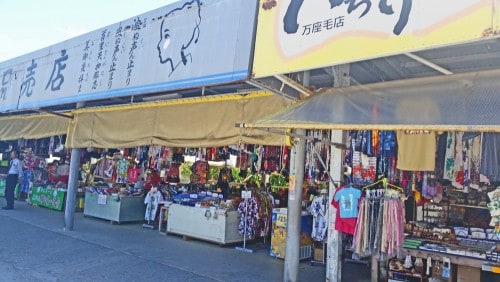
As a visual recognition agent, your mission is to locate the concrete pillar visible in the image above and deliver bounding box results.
[284,128,307,282]
[64,101,84,231]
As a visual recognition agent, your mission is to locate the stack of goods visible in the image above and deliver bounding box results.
[86,182,143,197]
[486,245,500,262]
[172,190,224,207]
[403,239,423,249]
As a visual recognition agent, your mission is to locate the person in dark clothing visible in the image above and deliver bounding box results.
[3,150,23,210]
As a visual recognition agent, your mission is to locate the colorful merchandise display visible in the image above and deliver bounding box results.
[340,130,500,281]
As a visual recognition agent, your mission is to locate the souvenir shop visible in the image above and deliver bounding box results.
[0,135,86,212]
[77,133,330,252]
[81,144,289,236]
[321,130,500,282]
[63,92,324,253]
[0,113,73,212]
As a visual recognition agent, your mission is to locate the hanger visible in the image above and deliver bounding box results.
[387,182,404,193]
[362,178,384,191]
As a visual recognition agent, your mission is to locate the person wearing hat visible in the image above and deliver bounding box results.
[3,150,23,210]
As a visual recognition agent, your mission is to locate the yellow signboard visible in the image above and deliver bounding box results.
[253,0,499,78]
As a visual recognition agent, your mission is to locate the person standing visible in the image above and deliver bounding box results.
[3,150,23,210]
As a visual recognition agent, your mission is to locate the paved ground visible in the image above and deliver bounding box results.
[0,199,370,282]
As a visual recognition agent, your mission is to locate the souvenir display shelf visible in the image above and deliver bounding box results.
[83,191,145,223]
[166,203,243,245]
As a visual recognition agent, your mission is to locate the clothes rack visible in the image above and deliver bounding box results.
[235,189,254,254]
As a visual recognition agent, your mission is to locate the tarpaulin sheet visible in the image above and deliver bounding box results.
[247,69,500,132]
[67,92,291,148]
[0,114,69,141]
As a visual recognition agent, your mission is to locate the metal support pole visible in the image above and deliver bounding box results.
[284,128,306,282]
[64,101,84,231]
[326,64,349,282]
[326,130,346,282]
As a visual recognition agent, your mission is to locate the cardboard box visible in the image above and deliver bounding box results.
[457,265,480,282]
[313,247,324,262]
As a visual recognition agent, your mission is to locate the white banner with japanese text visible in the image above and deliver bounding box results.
[0,0,257,111]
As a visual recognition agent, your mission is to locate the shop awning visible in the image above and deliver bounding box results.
[0,113,70,141]
[245,69,500,132]
[66,91,291,149]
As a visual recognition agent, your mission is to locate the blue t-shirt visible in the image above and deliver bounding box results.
[334,186,361,218]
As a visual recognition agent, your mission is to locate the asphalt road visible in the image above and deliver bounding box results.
[0,200,369,281]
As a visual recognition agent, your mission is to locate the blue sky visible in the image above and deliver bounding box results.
[0,0,177,62]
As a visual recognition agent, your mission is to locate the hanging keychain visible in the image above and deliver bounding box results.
[442,257,451,278]
[404,255,413,269]
[426,256,432,276]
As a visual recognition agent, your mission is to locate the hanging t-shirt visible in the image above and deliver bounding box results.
[333,186,361,218]
[331,195,358,235]
[127,168,141,183]
[116,159,129,176]
[396,130,436,171]
[309,195,327,241]
[166,163,180,183]
[443,132,456,180]
[144,190,162,221]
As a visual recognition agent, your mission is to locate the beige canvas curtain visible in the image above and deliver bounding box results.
[0,113,69,141]
[66,91,291,149]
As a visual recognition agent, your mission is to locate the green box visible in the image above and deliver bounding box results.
[29,186,66,211]
[0,180,20,198]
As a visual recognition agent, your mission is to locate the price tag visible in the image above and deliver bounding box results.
[207,191,213,196]
[276,214,287,227]
[189,194,198,199]
[288,175,296,200]
[98,194,107,205]
[212,193,219,198]
[242,190,252,199]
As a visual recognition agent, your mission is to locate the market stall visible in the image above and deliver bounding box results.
[62,92,297,244]
[0,135,88,212]
[76,142,291,233]
[0,114,69,208]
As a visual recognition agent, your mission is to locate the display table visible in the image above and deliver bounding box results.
[83,192,145,224]
[29,186,66,211]
[166,204,243,245]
